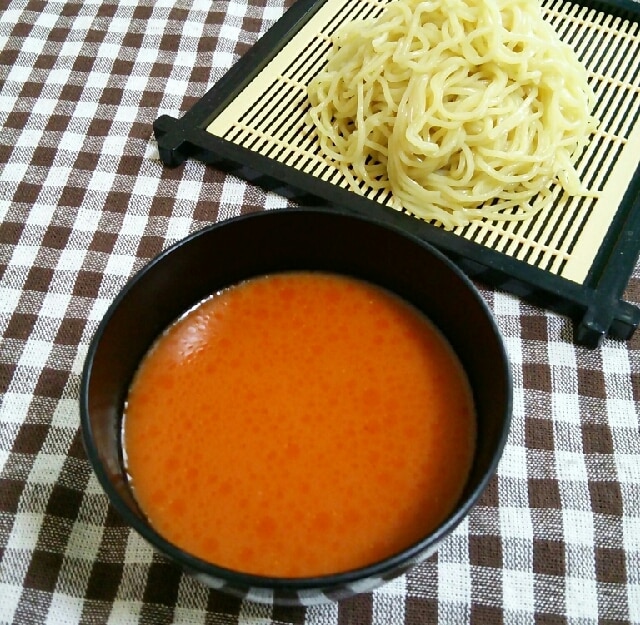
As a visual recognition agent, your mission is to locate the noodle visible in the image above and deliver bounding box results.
[307,0,598,229]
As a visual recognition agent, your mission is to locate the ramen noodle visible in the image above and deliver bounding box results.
[308,0,598,229]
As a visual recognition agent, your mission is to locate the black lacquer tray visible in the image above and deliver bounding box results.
[154,0,640,347]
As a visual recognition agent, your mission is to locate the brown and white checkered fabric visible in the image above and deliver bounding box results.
[1,0,639,623]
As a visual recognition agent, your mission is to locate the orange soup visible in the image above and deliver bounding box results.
[123,272,475,577]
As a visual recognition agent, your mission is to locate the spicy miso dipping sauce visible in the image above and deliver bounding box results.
[123,272,476,578]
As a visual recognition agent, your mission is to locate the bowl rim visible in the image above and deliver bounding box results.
[80,206,513,591]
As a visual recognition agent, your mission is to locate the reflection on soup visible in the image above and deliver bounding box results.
[123,272,476,577]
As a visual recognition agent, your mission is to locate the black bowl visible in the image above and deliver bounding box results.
[80,207,511,606]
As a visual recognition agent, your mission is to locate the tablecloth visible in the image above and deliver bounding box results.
[1,0,639,623]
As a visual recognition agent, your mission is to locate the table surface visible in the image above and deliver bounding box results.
[1,0,639,623]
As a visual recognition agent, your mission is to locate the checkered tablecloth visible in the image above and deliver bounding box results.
[1,0,639,623]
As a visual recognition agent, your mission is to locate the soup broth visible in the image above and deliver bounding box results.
[123,272,476,577]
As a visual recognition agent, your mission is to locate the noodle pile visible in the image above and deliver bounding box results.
[308,0,598,229]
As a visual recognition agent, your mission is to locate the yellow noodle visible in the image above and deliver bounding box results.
[308,0,598,229]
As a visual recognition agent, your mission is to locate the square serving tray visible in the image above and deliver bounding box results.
[153,0,640,347]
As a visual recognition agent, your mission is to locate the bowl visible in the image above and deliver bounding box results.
[80,207,511,606]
